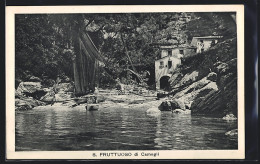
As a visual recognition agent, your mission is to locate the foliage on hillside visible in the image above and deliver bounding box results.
[15,13,191,86]
[15,12,236,89]
[185,12,236,41]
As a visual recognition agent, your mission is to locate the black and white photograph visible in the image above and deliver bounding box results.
[6,5,245,159]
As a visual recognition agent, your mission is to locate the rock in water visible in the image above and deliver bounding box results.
[129,98,145,104]
[97,95,106,103]
[225,129,238,136]
[146,107,161,117]
[86,104,99,111]
[157,92,167,99]
[222,114,237,121]
[15,97,46,111]
[158,101,172,111]
[170,99,185,110]
[158,99,185,111]
[146,107,161,114]
[172,109,191,114]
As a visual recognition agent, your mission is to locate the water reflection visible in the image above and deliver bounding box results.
[16,106,237,151]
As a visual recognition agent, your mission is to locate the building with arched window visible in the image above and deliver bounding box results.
[155,45,186,90]
[155,35,222,90]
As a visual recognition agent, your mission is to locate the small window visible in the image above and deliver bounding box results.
[168,50,172,56]
[168,60,172,69]
[159,61,164,69]
[179,49,184,54]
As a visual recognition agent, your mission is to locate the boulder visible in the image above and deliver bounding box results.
[54,92,73,102]
[97,95,106,103]
[185,103,191,109]
[170,99,185,110]
[61,100,77,107]
[16,82,42,94]
[16,82,47,100]
[55,83,74,92]
[15,97,46,111]
[172,77,218,105]
[157,92,168,99]
[225,129,238,136]
[172,77,210,99]
[15,91,21,98]
[23,90,47,100]
[158,99,185,111]
[116,83,125,91]
[86,104,99,111]
[177,71,199,88]
[222,114,237,121]
[172,109,191,114]
[207,72,217,82]
[158,101,172,111]
[146,107,161,117]
[40,91,55,102]
[146,107,161,114]
[191,78,236,117]
[41,79,56,87]
[129,98,145,104]
[15,103,31,111]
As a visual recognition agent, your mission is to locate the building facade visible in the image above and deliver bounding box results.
[155,36,222,90]
[155,46,183,90]
[191,36,223,53]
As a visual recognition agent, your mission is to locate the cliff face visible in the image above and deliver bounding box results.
[169,38,237,117]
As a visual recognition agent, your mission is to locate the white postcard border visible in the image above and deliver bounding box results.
[6,5,245,159]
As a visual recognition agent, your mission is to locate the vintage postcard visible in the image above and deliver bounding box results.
[6,5,244,159]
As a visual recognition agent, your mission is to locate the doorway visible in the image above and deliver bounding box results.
[160,76,170,90]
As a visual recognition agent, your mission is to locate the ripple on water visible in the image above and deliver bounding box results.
[15,106,238,151]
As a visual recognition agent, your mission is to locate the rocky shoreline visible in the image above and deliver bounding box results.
[168,38,238,118]
[15,79,237,138]
[15,78,237,120]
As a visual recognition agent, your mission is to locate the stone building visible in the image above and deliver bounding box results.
[155,35,222,90]
[191,36,223,53]
[155,45,192,90]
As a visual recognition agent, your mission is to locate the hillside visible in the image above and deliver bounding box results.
[169,37,237,117]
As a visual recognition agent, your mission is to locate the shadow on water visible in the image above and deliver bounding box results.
[15,106,238,151]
